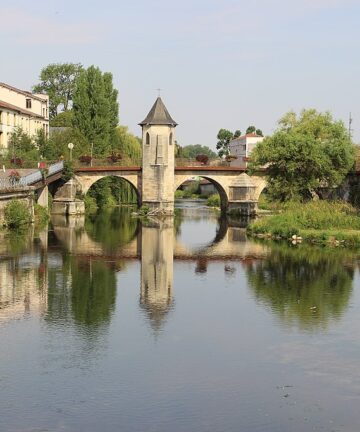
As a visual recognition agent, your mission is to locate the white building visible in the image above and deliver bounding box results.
[229,133,264,168]
[0,82,49,152]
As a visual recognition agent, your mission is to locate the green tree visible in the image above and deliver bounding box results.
[33,63,83,119]
[72,66,119,156]
[233,129,242,138]
[111,126,141,163]
[249,109,355,201]
[50,110,74,127]
[246,125,263,136]
[8,127,38,160]
[180,144,217,159]
[216,129,233,157]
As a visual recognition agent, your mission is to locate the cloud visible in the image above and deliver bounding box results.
[0,7,102,45]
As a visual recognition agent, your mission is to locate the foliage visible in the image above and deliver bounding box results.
[233,130,241,138]
[175,190,185,199]
[180,144,217,159]
[8,127,38,160]
[33,63,83,119]
[246,243,353,330]
[216,129,233,157]
[4,200,32,228]
[195,154,209,165]
[73,65,119,157]
[50,110,74,127]
[207,193,220,207]
[88,177,137,209]
[34,203,49,226]
[249,109,355,201]
[84,195,98,214]
[107,153,122,163]
[247,200,360,244]
[79,155,92,164]
[110,126,141,163]
[246,125,263,136]
[62,161,74,182]
[10,158,24,167]
[51,127,90,159]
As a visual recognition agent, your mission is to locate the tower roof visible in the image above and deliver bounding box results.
[139,97,177,127]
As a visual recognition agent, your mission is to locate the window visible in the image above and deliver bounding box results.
[169,132,173,145]
[146,132,150,145]
[26,98,32,109]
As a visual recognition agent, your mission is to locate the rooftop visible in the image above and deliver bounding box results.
[139,97,177,127]
[0,82,48,103]
[0,100,46,119]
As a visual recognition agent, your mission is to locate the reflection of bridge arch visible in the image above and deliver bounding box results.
[174,175,229,212]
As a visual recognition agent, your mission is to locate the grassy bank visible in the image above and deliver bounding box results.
[247,201,360,246]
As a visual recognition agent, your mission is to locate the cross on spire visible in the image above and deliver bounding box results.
[156,88,162,97]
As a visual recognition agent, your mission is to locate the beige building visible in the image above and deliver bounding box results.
[229,133,264,168]
[0,82,49,152]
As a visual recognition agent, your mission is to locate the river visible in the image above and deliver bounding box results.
[0,202,360,432]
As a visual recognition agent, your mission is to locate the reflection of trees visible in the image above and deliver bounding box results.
[246,245,354,330]
[46,253,116,328]
[85,207,139,253]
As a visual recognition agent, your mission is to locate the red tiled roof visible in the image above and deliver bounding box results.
[0,100,45,119]
[232,133,263,140]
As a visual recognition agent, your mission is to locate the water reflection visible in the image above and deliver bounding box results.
[246,243,355,330]
[140,219,174,332]
[0,207,358,335]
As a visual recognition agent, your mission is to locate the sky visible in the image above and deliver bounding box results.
[1,0,359,148]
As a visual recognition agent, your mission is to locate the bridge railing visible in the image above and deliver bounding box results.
[0,161,64,190]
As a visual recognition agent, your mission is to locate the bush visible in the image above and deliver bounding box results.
[107,153,122,163]
[207,193,220,207]
[4,200,32,229]
[175,190,185,199]
[247,200,360,241]
[62,161,74,182]
[34,204,49,226]
[84,195,98,214]
[79,155,92,164]
[195,154,209,165]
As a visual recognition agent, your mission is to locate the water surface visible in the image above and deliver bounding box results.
[1,205,360,431]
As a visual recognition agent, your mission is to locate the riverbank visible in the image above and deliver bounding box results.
[247,201,360,246]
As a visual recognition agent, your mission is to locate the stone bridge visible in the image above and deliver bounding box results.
[53,97,268,216]
[60,165,268,215]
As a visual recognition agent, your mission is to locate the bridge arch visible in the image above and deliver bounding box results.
[174,175,229,212]
[75,173,141,204]
[75,174,141,206]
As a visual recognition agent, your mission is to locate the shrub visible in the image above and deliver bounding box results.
[62,161,74,182]
[34,204,49,226]
[4,200,32,229]
[79,155,92,164]
[84,195,98,214]
[175,190,185,199]
[10,157,23,167]
[207,193,220,207]
[107,153,122,163]
[195,154,209,165]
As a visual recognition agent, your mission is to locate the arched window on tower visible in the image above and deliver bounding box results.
[146,132,150,145]
[169,132,173,145]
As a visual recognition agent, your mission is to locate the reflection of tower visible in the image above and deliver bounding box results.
[139,97,178,214]
[140,219,174,332]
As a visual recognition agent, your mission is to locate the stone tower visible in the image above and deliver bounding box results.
[139,97,177,214]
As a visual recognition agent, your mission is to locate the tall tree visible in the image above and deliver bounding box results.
[233,129,242,138]
[246,125,263,136]
[216,129,233,157]
[33,63,83,119]
[249,109,355,201]
[72,66,119,156]
[180,144,217,159]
